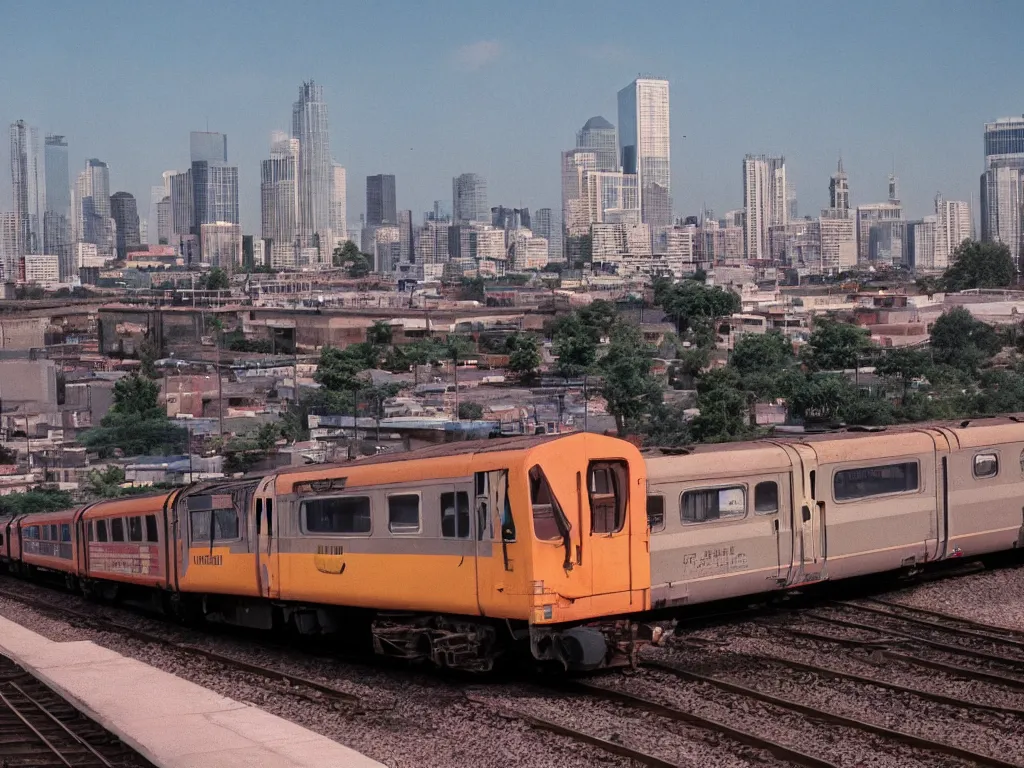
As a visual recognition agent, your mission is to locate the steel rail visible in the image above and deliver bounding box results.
[0,685,75,768]
[645,659,1023,768]
[834,600,1024,650]
[0,588,361,706]
[866,597,1024,641]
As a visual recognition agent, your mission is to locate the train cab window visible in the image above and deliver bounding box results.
[682,486,746,524]
[96,520,108,542]
[190,509,240,541]
[754,482,779,515]
[60,524,70,542]
[441,491,470,539]
[529,465,569,542]
[974,453,999,479]
[111,518,125,542]
[145,514,159,543]
[128,516,144,542]
[388,494,421,533]
[589,461,629,534]
[265,499,273,536]
[302,497,371,535]
[87,522,93,542]
[833,462,919,501]
[647,495,666,533]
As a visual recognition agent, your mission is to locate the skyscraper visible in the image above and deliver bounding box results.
[292,81,332,246]
[452,173,488,223]
[576,116,617,172]
[330,163,347,249]
[617,77,671,230]
[10,120,42,256]
[187,131,238,237]
[980,116,1024,263]
[398,209,414,264]
[742,154,787,261]
[43,135,72,278]
[73,159,113,259]
[935,195,973,270]
[261,133,299,259]
[561,149,597,238]
[366,174,397,226]
[829,157,850,212]
[110,192,141,260]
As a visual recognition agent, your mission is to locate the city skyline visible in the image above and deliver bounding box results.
[0,1,1022,234]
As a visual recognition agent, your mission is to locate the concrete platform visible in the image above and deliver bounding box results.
[0,615,385,768]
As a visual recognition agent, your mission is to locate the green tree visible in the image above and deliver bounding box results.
[366,320,393,347]
[552,315,598,380]
[942,240,1016,292]
[333,241,372,277]
[505,333,541,381]
[657,281,740,339]
[689,367,751,443]
[644,400,694,447]
[458,401,484,420]
[205,267,230,291]
[315,344,377,392]
[789,375,855,424]
[348,253,371,278]
[138,333,162,379]
[111,374,161,415]
[730,332,795,377]
[875,347,931,403]
[801,319,874,371]
[577,300,619,341]
[85,465,127,498]
[930,307,1002,374]
[600,322,663,436]
[0,488,74,515]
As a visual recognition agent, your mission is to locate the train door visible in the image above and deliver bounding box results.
[783,443,825,585]
[474,468,525,617]
[926,429,951,562]
[254,476,280,600]
[587,460,633,596]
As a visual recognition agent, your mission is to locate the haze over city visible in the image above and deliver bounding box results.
[2,0,1023,230]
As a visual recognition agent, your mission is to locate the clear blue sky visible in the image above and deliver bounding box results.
[1,0,1022,231]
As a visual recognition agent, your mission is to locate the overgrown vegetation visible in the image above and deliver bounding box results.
[79,374,187,457]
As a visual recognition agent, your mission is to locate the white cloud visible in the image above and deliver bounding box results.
[452,40,502,71]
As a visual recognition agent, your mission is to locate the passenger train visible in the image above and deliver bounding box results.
[2,419,1023,671]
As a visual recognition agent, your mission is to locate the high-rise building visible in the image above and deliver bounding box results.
[156,197,172,245]
[980,116,1024,263]
[73,159,113,259]
[533,207,562,264]
[169,170,193,238]
[576,116,618,172]
[199,222,242,271]
[617,77,671,230]
[562,149,597,239]
[0,212,18,281]
[829,157,850,213]
[452,173,488,223]
[292,81,332,245]
[742,154,787,260]
[818,215,857,272]
[856,201,903,263]
[260,133,299,255]
[398,210,414,264]
[43,135,72,278]
[329,163,347,250]
[907,217,938,271]
[110,192,141,260]
[584,171,640,225]
[10,120,42,256]
[935,195,972,271]
[190,132,227,164]
[187,131,238,234]
[366,174,397,226]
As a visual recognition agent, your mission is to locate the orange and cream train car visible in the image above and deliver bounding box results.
[1,434,650,671]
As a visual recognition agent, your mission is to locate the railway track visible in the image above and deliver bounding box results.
[0,587,368,710]
[0,653,152,768]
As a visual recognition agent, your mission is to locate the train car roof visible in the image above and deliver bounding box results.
[80,491,176,519]
[15,508,82,524]
[644,442,792,481]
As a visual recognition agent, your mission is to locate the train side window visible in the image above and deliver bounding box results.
[255,498,263,535]
[833,462,919,501]
[266,499,273,536]
[111,518,125,542]
[754,482,779,514]
[41,526,50,541]
[190,509,240,541]
[61,524,70,542]
[87,521,94,542]
[974,453,998,479]
[681,486,747,524]
[96,520,108,542]
[145,514,159,542]
[302,497,371,534]
[529,465,568,541]
[589,461,629,534]
[128,516,144,542]
[441,491,470,539]
[388,494,421,534]
[647,495,666,532]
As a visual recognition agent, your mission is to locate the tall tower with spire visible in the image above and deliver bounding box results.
[829,157,849,213]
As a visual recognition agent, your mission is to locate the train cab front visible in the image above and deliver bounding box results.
[508,433,651,671]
